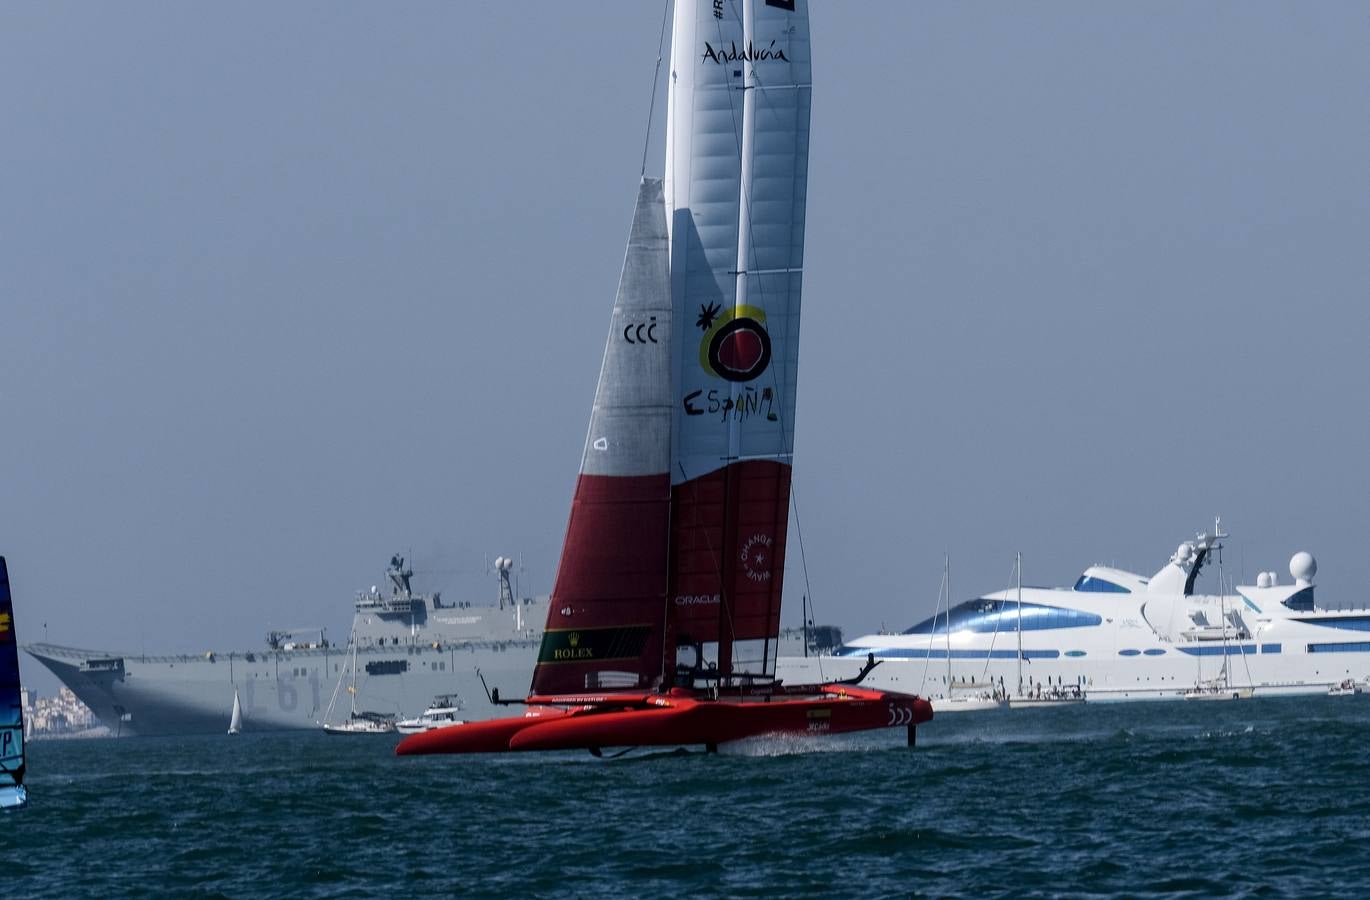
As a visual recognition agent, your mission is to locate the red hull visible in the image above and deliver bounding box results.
[395,687,932,756]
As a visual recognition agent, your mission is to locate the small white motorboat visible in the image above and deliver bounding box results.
[1328,679,1363,697]
[396,695,466,734]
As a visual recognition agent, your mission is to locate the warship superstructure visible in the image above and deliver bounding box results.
[25,556,547,736]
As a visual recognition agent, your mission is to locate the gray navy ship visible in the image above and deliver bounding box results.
[25,556,548,736]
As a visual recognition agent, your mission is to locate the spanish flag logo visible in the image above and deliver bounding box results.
[0,611,12,638]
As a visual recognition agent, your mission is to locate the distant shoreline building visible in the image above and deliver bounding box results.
[25,687,106,739]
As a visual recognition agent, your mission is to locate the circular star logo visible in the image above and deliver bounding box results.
[696,303,772,383]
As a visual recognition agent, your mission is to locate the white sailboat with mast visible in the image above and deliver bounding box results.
[1008,552,1085,708]
[322,631,396,735]
[928,556,1006,713]
[227,688,242,735]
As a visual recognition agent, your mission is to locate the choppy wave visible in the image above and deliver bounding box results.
[7,695,1370,898]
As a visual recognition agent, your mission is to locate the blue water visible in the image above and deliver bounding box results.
[6,696,1370,898]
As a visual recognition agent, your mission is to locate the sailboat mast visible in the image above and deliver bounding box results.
[1217,540,1229,688]
[944,556,952,691]
[1016,552,1023,695]
[712,0,762,685]
[349,637,359,716]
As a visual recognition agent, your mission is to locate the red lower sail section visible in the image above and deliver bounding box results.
[532,473,671,695]
[394,688,933,756]
[669,459,790,649]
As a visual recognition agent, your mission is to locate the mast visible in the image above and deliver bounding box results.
[1016,552,1023,696]
[349,638,360,717]
[944,556,952,692]
[1217,529,1229,689]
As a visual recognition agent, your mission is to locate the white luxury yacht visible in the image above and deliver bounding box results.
[779,527,1370,702]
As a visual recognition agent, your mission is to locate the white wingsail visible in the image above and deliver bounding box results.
[664,0,812,681]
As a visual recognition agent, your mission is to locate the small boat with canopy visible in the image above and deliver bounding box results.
[398,0,931,757]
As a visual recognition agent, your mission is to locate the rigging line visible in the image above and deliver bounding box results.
[979,561,1013,685]
[641,0,673,178]
[788,475,823,683]
[1228,567,1257,688]
[918,561,946,696]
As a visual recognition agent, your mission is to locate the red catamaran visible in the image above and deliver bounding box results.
[398,0,931,756]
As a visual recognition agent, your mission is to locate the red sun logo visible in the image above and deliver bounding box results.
[697,304,772,383]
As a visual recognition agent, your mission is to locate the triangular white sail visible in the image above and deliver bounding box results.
[533,178,673,694]
[227,689,242,735]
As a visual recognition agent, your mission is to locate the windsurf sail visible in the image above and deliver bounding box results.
[1,558,28,810]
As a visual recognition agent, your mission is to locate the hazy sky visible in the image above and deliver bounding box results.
[4,3,1369,697]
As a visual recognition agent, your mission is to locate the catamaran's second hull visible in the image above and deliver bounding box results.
[394,687,933,755]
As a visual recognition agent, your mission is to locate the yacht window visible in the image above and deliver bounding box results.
[903,600,1102,635]
[1308,642,1370,653]
[1282,587,1315,612]
[1073,575,1130,594]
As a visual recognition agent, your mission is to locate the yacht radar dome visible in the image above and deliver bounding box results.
[1176,542,1194,561]
[1256,572,1273,588]
[1290,552,1317,586]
